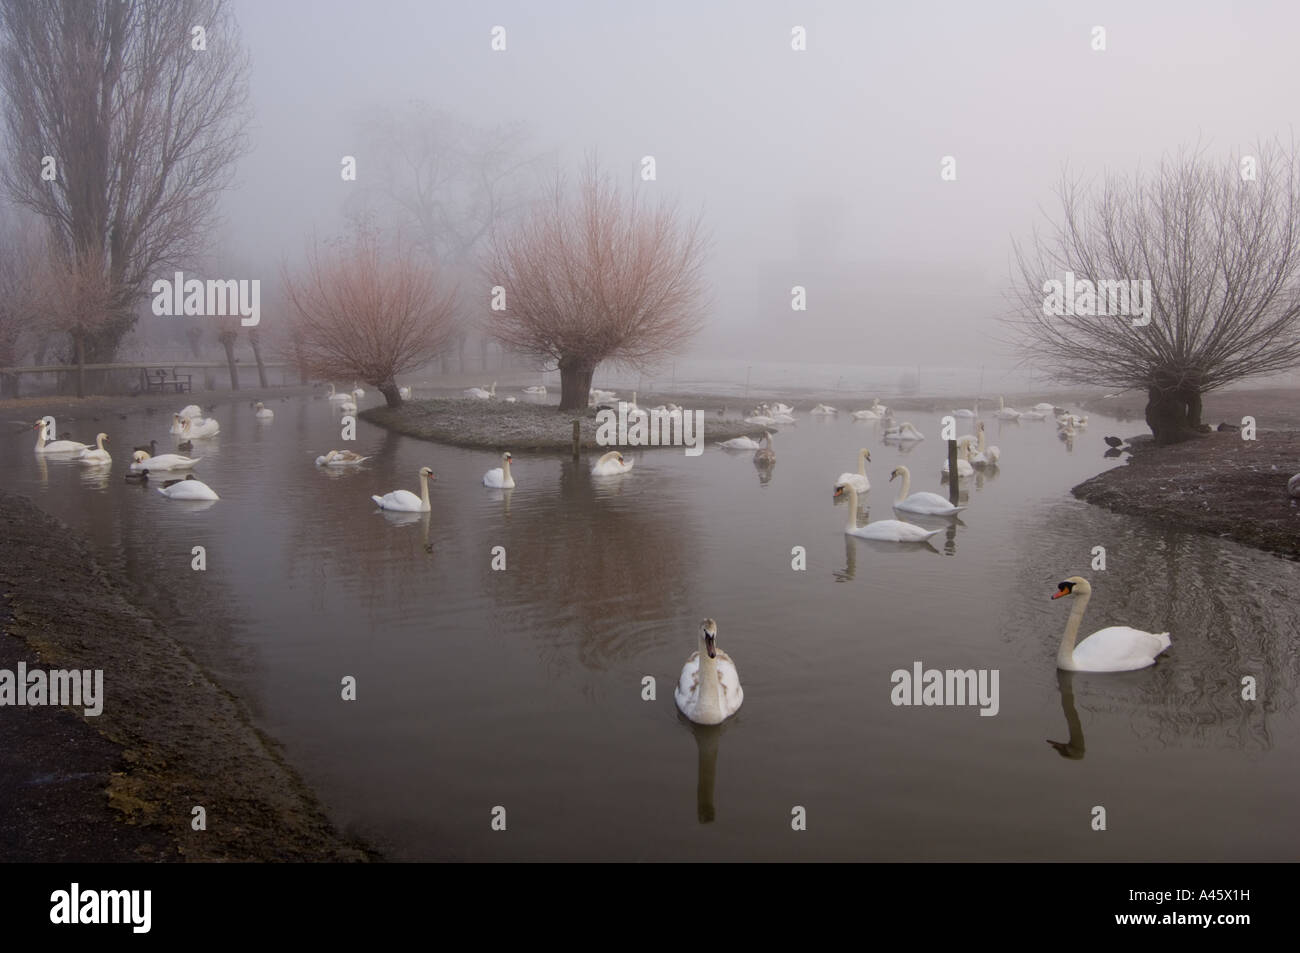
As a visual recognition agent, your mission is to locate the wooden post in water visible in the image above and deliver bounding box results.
[948,438,959,504]
[572,419,580,460]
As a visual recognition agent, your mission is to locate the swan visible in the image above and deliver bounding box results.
[941,443,975,478]
[351,381,365,397]
[951,407,976,418]
[464,382,496,399]
[769,412,796,424]
[523,385,547,396]
[851,407,883,420]
[834,482,942,541]
[885,421,924,441]
[1051,577,1171,672]
[744,414,777,426]
[753,432,776,468]
[131,450,201,471]
[1019,409,1049,420]
[890,465,965,515]
[339,395,357,414]
[315,450,371,466]
[254,402,274,419]
[398,385,412,400]
[156,475,219,501]
[169,413,187,435]
[592,450,633,476]
[836,448,872,492]
[179,416,220,439]
[372,466,435,512]
[1032,402,1056,413]
[483,451,516,488]
[179,404,203,419]
[675,619,743,725]
[326,384,350,402]
[717,435,763,450]
[994,396,1021,420]
[770,402,794,415]
[77,433,111,466]
[1057,413,1088,429]
[969,422,1000,468]
[810,403,837,415]
[31,421,89,454]
[589,388,617,405]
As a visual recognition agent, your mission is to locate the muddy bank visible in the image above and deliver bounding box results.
[361,397,757,451]
[0,492,374,861]
[1072,430,1300,562]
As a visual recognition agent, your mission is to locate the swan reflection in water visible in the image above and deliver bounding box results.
[682,719,727,823]
[1047,670,1086,760]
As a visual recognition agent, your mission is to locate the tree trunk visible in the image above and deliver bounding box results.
[558,358,595,411]
[186,326,203,359]
[249,330,269,387]
[220,334,240,390]
[74,332,85,398]
[378,380,403,408]
[1144,386,1199,445]
[1178,386,1206,431]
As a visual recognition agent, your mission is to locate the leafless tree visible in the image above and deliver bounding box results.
[1009,142,1300,444]
[0,0,251,363]
[485,161,710,411]
[30,241,116,397]
[282,227,458,407]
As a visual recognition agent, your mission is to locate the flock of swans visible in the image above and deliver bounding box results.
[23,385,1169,728]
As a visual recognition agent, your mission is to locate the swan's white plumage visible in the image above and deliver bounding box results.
[373,467,434,512]
[835,482,940,541]
[674,620,743,725]
[483,452,515,488]
[717,436,762,450]
[131,451,201,470]
[890,465,964,515]
[157,478,219,500]
[1053,577,1170,672]
[592,451,632,476]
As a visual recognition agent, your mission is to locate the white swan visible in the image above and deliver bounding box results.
[1051,576,1171,672]
[77,433,111,466]
[523,385,547,395]
[592,450,633,476]
[834,482,942,541]
[31,420,89,454]
[1032,402,1057,413]
[169,413,187,435]
[351,381,365,397]
[969,422,1000,468]
[941,443,975,477]
[717,435,763,450]
[316,450,371,466]
[810,403,838,415]
[464,382,496,399]
[179,404,203,419]
[372,466,434,512]
[326,384,350,402]
[398,386,412,400]
[836,448,871,492]
[770,402,794,416]
[179,416,220,439]
[483,451,516,488]
[589,388,617,405]
[339,395,357,414]
[994,396,1022,420]
[885,421,924,441]
[1057,413,1088,429]
[254,402,274,419]
[1019,409,1048,420]
[744,414,777,426]
[890,465,965,515]
[131,450,201,471]
[951,407,976,418]
[675,619,743,725]
[157,475,219,501]
[851,407,883,420]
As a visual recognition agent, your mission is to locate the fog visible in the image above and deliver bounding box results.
[219,0,1297,367]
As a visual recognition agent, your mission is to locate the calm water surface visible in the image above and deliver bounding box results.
[3,395,1298,860]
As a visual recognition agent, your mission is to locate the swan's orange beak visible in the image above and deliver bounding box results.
[1051,590,1068,599]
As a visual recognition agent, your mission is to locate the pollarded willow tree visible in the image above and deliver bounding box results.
[1009,143,1300,444]
[485,162,710,411]
[282,228,458,407]
[0,0,251,363]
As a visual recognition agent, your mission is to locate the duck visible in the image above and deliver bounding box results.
[31,421,90,454]
[717,435,763,450]
[179,415,220,439]
[125,469,149,483]
[133,439,158,455]
[810,403,838,416]
[834,482,942,541]
[836,448,872,493]
[77,433,111,465]
[326,384,350,402]
[156,475,220,501]
[372,466,435,512]
[315,450,371,466]
[753,432,776,468]
[592,450,633,476]
[1051,577,1171,672]
[177,439,194,452]
[674,619,743,725]
[523,385,547,396]
[889,465,965,515]
[464,382,496,399]
[482,451,516,488]
[130,450,202,471]
[254,402,274,420]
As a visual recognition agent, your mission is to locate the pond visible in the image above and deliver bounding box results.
[4,393,1298,860]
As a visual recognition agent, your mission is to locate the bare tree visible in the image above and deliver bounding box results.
[30,242,116,397]
[0,211,44,394]
[1010,143,1300,444]
[485,162,710,411]
[0,0,251,363]
[282,228,457,407]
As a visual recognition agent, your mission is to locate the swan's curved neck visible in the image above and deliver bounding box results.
[858,450,869,477]
[842,483,861,530]
[977,427,986,453]
[503,457,512,480]
[1058,592,1091,669]
[419,472,431,509]
[895,468,912,502]
[696,635,722,719]
[96,434,106,451]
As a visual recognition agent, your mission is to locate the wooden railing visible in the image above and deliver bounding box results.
[0,361,295,398]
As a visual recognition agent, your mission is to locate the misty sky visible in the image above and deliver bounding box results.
[220,0,1298,367]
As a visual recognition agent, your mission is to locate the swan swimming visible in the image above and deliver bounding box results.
[179,416,220,439]
[254,402,274,419]
[157,475,219,500]
[77,433,111,466]
[1051,577,1171,672]
[131,450,201,471]
[810,403,838,416]
[464,382,496,399]
[326,384,350,402]
[753,432,776,468]
[834,482,942,541]
[994,396,1022,420]
[372,466,435,512]
[483,451,516,488]
[941,443,975,478]
[675,618,743,725]
[885,421,924,441]
[523,385,547,396]
[969,421,1000,467]
[717,435,763,450]
[836,448,872,493]
[31,420,89,454]
[315,450,371,466]
[890,465,965,515]
[592,451,633,476]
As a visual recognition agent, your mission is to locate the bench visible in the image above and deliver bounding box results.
[142,368,193,394]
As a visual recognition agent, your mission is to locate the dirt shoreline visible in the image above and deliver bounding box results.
[0,491,375,862]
